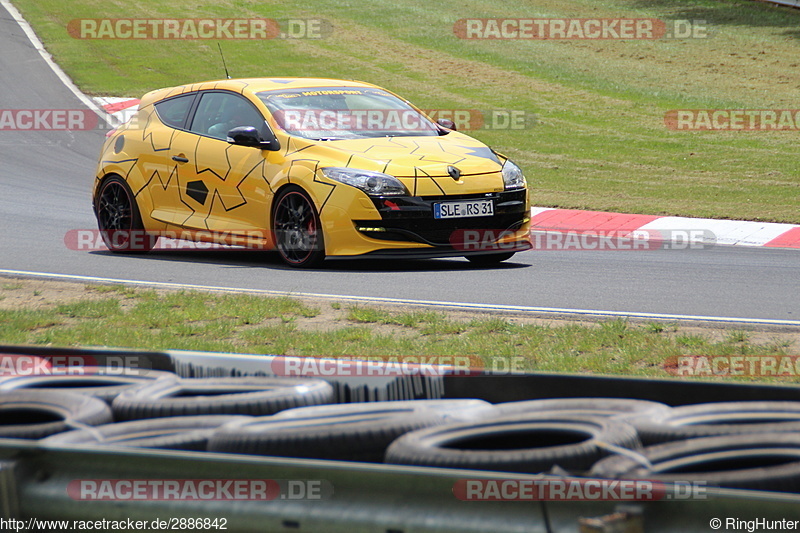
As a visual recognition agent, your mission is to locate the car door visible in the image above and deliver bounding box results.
[140,92,198,226]
[169,90,277,236]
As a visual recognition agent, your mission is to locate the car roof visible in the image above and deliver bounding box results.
[140,78,381,107]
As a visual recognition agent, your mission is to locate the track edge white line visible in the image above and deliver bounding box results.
[0,0,115,127]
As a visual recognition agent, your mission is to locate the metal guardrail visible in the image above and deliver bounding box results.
[0,345,445,404]
[2,441,800,532]
[761,0,800,7]
[4,345,800,531]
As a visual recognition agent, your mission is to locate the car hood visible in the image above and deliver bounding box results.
[285,132,504,178]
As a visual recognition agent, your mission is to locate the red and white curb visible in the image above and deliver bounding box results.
[92,98,799,250]
[93,97,140,126]
[532,207,800,249]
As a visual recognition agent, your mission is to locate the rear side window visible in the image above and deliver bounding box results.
[154,94,195,129]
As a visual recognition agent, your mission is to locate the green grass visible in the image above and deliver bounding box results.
[0,285,796,383]
[11,0,800,222]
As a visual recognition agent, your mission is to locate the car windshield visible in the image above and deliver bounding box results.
[257,87,440,140]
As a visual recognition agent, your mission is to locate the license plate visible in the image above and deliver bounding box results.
[433,199,494,219]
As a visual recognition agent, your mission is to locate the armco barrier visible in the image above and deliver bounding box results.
[761,0,800,7]
[1,345,800,531]
[0,345,444,404]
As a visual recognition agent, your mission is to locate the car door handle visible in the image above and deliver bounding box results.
[172,155,189,163]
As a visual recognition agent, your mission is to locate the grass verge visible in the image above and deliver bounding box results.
[0,278,797,383]
[10,0,800,222]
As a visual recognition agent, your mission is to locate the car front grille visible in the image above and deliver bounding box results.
[355,190,527,247]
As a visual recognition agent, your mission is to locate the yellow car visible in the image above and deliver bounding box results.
[93,78,532,267]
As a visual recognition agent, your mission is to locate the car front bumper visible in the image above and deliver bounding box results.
[322,189,532,258]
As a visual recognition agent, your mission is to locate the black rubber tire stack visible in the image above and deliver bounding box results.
[0,390,113,439]
[112,376,335,421]
[384,414,641,474]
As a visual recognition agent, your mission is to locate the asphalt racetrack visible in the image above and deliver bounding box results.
[1,3,798,325]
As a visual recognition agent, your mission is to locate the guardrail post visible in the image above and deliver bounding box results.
[0,460,20,519]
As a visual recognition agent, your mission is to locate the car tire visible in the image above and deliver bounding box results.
[0,367,177,404]
[94,175,158,253]
[384,414,641,474]
[111,376,334,421]
[0,390,113,439]
[627,401,800,445]
[466,252,516,264]
[208,401,454,462]
[43,415,251,451]
[274,399,495,423]
[272,186,325,268]
[590,432,800,493]
[495,397,672,420]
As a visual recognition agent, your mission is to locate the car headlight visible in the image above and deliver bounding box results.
[502,160,527,190]
[321,167,408,196]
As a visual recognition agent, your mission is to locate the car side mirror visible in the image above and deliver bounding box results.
[227,126,280,151]
[437,118,457,132]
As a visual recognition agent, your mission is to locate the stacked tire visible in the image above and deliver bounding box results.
[208,399,495,462]
[0,390,112,439]
[0,366,176,440]
[384,413,641,474]
[41,375,335,450]
[379,399,800,492]
[7,371,800,495]
[588,401,800,493]
[0,370,337,450]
